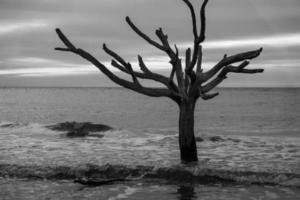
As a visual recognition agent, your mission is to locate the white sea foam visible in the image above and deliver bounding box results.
[1,121,299,176]
[108,186,139,200]
[0,88,300,192]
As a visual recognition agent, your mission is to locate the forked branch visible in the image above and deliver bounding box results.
[199,0,209,42]
[199,91,219,100]
[55,29,180,100]
[126,17,165,51]
[201,48,263,83]
[184,0,209,76]
[202,61,264,93]
[126,16,182,96]
[182,0,198,39]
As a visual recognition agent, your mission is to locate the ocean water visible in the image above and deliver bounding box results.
[0,87,299,199]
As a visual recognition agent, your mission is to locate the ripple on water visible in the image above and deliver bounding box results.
[0,122,300,185]
[0,178,300,200]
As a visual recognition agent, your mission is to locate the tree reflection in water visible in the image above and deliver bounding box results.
[177,184,196,200]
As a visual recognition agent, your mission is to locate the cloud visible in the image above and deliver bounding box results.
[179,33,300,50]
[8,57,88,68]
[0,57,98,76]
[0,21,47,35]
[0,67,97,77]
[2,54,299,78]
[0,55,171,77]
[0,0,299,87]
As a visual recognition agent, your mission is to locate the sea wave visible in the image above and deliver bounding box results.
[1,121,299,188]
[0,163,299,187]
[0,121,28,128]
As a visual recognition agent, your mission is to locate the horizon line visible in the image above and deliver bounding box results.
[0,86,299,89]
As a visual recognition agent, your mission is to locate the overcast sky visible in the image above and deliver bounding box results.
[0,0,299,87]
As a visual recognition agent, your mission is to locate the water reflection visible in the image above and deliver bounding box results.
[177,185,196,200]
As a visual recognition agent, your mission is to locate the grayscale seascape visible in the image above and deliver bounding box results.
[0,87,299,199]
[1,0,300,199]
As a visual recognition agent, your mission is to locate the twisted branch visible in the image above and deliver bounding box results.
[184,0,209,81]
[201,48,263,83]
[182,0,198,39]
[126,17,183,97]
[199,0,209,42]
[126,17,165,51]
[55,28,179,100]
[202,61,264,93]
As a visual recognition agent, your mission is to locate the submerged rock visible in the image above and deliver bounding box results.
[66,128,90,137]
[196,136,240,143]
[47,121,112,137]
[195,137,204,142]
[195,136,224,142]
[227,138,241,143]
[209,136,225,142]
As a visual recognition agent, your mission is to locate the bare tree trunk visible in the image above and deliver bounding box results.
[55,0,264,164]
[178,100,198,163]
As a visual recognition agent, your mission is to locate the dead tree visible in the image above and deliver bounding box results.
[55,0,263,163]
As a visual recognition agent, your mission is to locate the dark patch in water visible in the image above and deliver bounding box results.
[195,137,204,142]
[74,177,129,186]
[196,136,241,143]
[147,167,235,185]
[227,138,242,143]
[208,136,225,142]
[47,121,113,137]
[1,164,299,188]
[0,122,24,128]
[177,185,197,200]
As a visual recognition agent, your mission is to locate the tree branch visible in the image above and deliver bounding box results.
[104,37,180,94]
[126,17,181,94]
[184,48,191,91]
[175,59,187,98]
[54,47,71,52]
[111,60,128,73]
[109,53,179,94]
[202,61,264,93]
[138,55,150,73]
[155,28,178,61]
[169,66,176,84]
[55,28,76,50]
[199,91,219,100]
[185,0,209,74]
[103,44,128,67]
[182,0,198,39]
[103,44,140,84]
[154,27,187,96]
[55,28,177,99]
[196,45,203,75]
[55,0,264,104]
[202,48,263,83]
[137,55,179,93]
[126,17,165,51]
[110,54,179,95]
[199,0,209,42]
